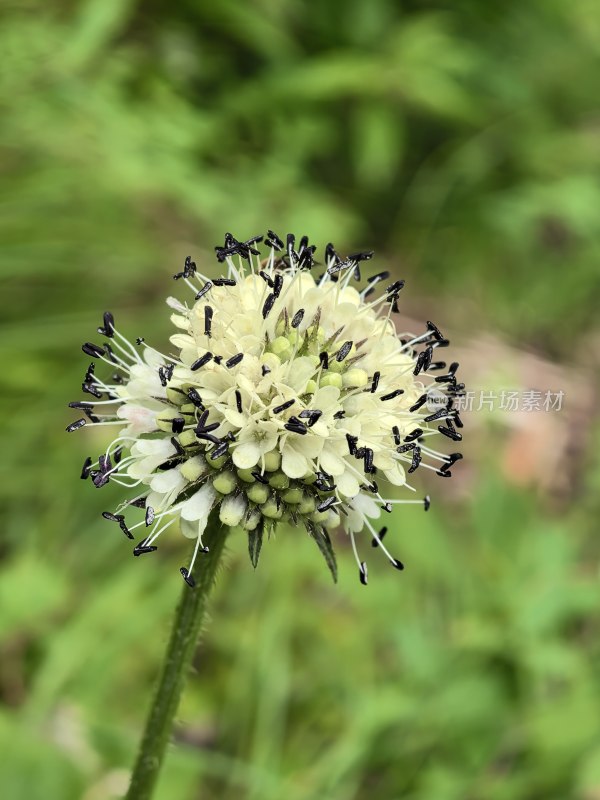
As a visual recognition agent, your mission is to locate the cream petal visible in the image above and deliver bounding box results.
[384,462,406,486]
[319,448,346,477]
[286,357,317,393]
[292,434,324,459]
[282,446,308,479]
[312,385,340,411]
[170,313,189,330]
[336,470,360,498]
[352,492,381,521]
[373,452,395,471]
[232,441,261,469]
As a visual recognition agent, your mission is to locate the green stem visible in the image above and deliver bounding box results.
[125,511,227,800]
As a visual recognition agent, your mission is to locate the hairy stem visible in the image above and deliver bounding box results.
[125,511,227,800]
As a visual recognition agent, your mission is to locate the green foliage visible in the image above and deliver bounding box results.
[1,0,599,798]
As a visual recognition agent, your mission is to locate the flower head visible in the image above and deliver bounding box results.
[68,232,464,585]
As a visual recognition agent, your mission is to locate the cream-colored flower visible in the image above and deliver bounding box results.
[68,233,463,584]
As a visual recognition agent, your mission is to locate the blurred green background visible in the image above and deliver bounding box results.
[1,1,600,798]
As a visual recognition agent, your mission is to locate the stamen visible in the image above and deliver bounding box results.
[213,278,236,287]
[397,442,415,453]
[82,342,104,358]
[191,353,212,371]
[259,270,274,288]
[262,293,276,319]
[284,418,308,435]
[210,441,229,459]
[409,394,428,412]
[204,306,213,337]
[195,281,212,300]
[371,526,387,548]
[225,353,244,368]
[408,447,422,474]
[317,496,336,512]
[359,562,368,585]
[291,309,305,328]
[66,418,86,432]
[188,388,204,407]
[273,399,295,414]
[180,567,195,587]
[380,389,404,401]
[336,341,353,362]
[133,544,158,556]
[298,409,322,426]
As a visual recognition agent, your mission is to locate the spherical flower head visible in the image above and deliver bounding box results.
[68,232,464,585]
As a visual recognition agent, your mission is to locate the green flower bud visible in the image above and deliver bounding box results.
[323,510,341,529]
[287,328,301,348]
[298,494,316,515]
[237,467,256,483]
[212,471,237,495]
[263,450,281,472]
[157,409,181,432]
[206,450,228,469]
[166,386,187,406]
[342,368,368,388]
[271,336,291,357]
[269,471,290,490]
[260,498,283,519]
[180,455,207,482]
[178,429,198,448]
[282,486,303,504]
[320,373,343,389]
[246,483,269,504]
[242,507,261,531]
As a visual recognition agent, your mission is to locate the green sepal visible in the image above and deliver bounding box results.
[308,524,338,583]
[248,522,264,569]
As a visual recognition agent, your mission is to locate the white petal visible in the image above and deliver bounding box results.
[145,491,168,513]
[219,494,247,526]
[166,296,187,312]
[150,469,186,494]
[117,404,157,434]
[180,482,216,522]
